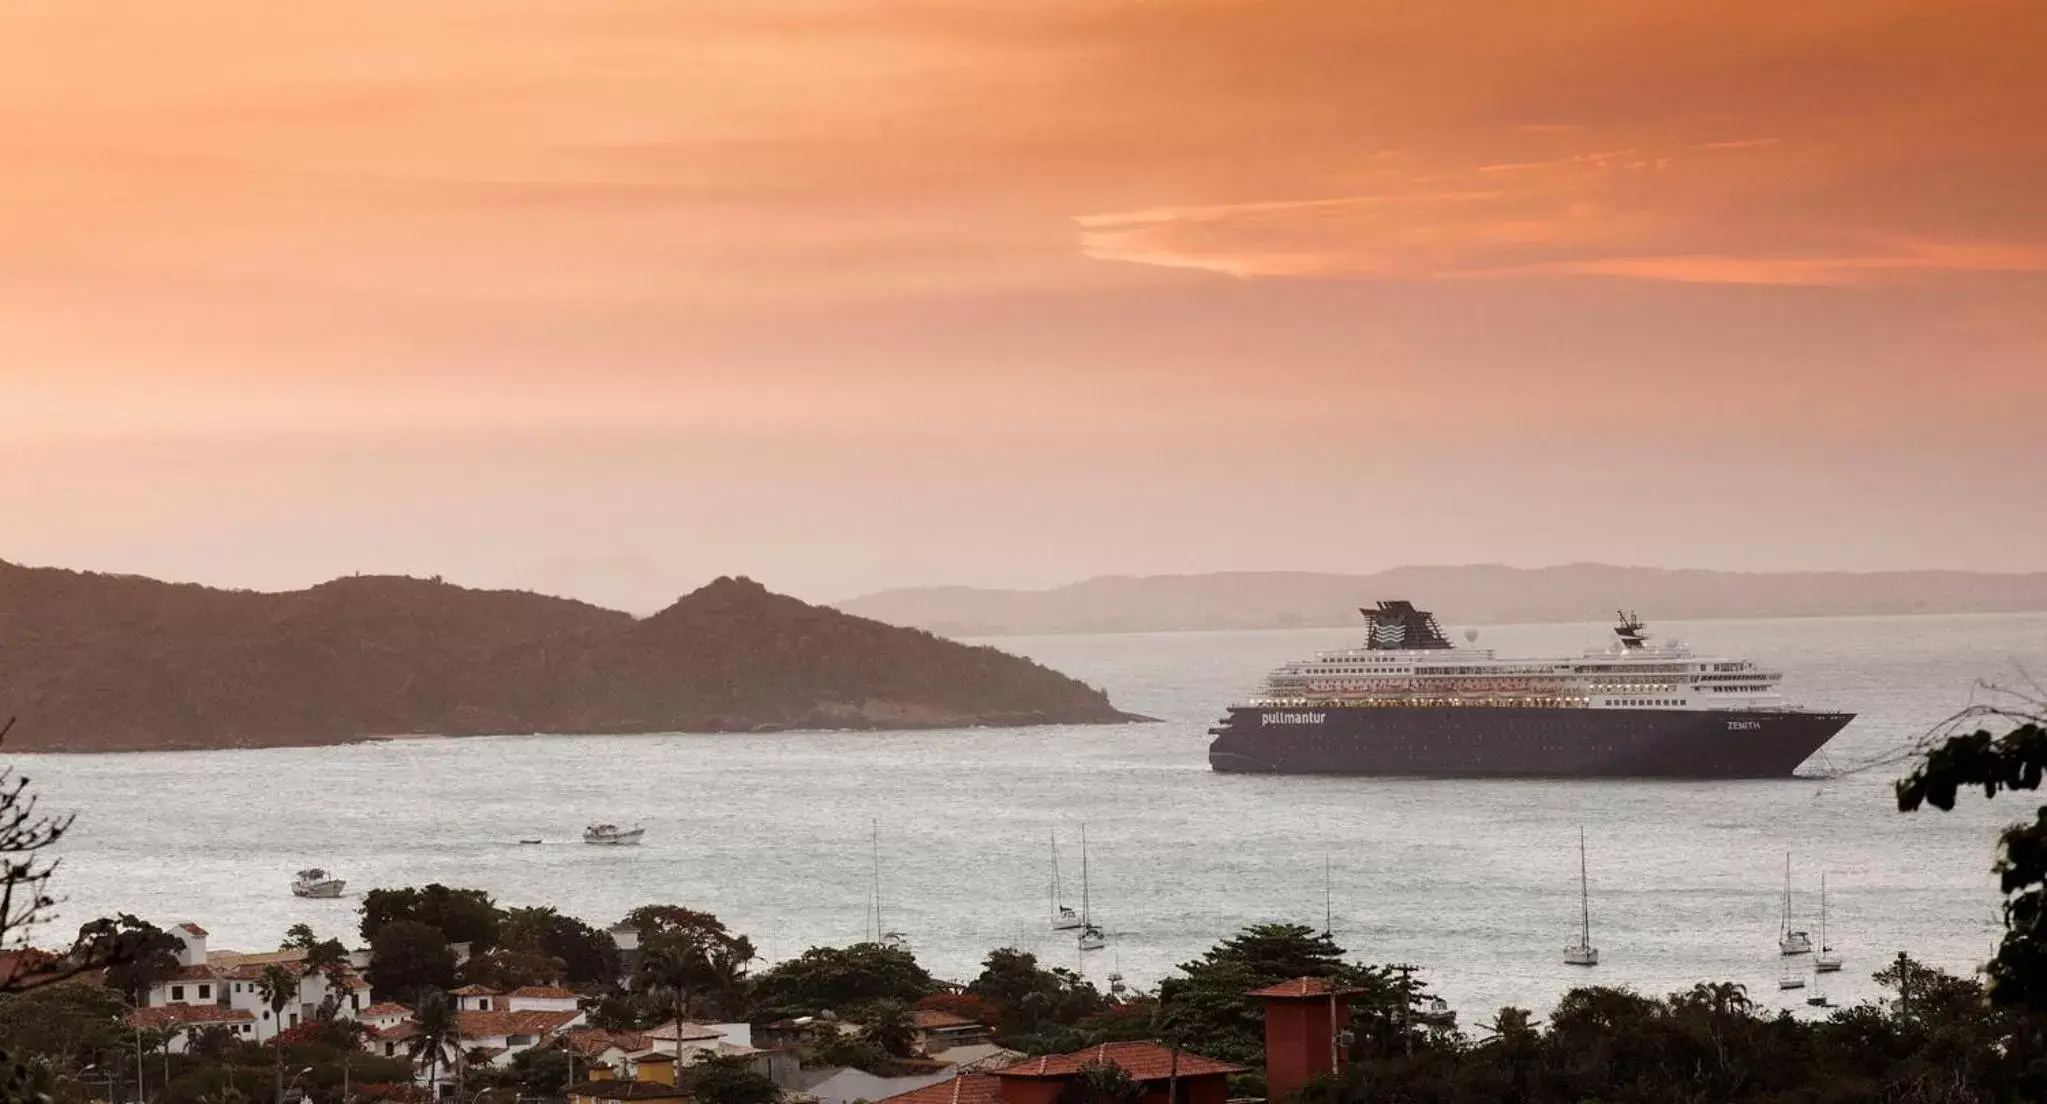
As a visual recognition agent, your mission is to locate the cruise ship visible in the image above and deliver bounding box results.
[1207,601,1852,777]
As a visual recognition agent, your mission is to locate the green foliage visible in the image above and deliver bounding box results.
[509,1046,570,1097]
[627,906,756,1024]
[804,1022,896,1076]
[368,921,458,1007]
[1056,1062,1142,1104]
[82,915,184,1003]
[750,943,935,1020]
[0,984,126,1072]
[689,1054,781,1104]
[406,990,460,1095]
[1155,924,1383,1067]
[860,999,917,1059]
[968,948,1107,1043]
[1899,718,2047,1011]
[359,885,500,949]
[500,906,621,986]
[0,1047,53,1104]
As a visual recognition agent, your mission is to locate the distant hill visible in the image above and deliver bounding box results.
[0,561,1137,752]
[835,565,2047,636]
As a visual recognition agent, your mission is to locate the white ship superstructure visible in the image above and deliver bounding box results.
[1256,604,1786,713]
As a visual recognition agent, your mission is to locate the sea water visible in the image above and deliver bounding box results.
[14,612,2044,1021]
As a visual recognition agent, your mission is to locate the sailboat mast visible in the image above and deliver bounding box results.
[1050,829,1061,921]
[1820,873,1828,948]
[1324,854,1333,938]
[1080,823,1091,924]
[1782,852,1791,935]
[1578,827,1591,945]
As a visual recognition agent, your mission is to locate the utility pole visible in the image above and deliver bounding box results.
[1390,965,1418,1058]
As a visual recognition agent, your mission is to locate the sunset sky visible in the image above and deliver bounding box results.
[4,0,2044,607]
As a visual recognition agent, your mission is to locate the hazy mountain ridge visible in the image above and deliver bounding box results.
[835,564,2047,636]
[0,559,1136,752]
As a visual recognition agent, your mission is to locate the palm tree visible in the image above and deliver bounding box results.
[634,936,711,1070]
[407,990,461,1101]
[254,964,300,1104]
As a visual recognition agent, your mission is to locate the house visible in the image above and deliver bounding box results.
[565,1028,654,1081]
[505,986,581,1013]
[790,1066,955,1104]
[565,1082,693,1104]
[147,924,226,1009]
[877,1042,1243,1104]
[452,985,502,1011]
[127,1003,259,1050]
[909,1010,992,1056]
[223,958,375,1042]
[1246,976,1369,1101]
[454,1008,586,1068]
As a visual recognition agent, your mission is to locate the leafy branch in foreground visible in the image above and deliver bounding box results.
[1898,690,2047,1010]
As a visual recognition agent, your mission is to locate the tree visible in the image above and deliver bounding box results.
[406,991,460,1101]
[804,1023,893,1077]
[0,983,126,1072]
[1898,706,2047,1010]
[621,907,754,1019]
[509,1046,570,1098]
[860,999,916,1059]
[689,1054,780,1104]
[499,907,619,987]
[749,943,933,1020]
[254,963,299,1104]
[368,921,457,1006]
[1155,924,1381,1067]
[968,949,1105,1041]
[88,916,184,1005]
[1057,1062,1142,1104]
[359,886,500,950]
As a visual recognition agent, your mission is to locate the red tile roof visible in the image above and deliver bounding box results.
[129,1005,255,1028]
[163,964,224,982]
[175,923,209,937]
[992,1042,1244,1082]
[874,1074,1004,1104]
[451,985,502,996]
[508,986,580,999]
[362,1003,414,1019]
[372,1022,423,1042]
[458,1009,580,1040]
[566,1028,651,1058]
[1245,977,1368,1000]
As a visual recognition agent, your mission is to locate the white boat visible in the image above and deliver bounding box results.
[583,824,645,846]
[1076,824,1106,952]
[1778,853,1812,955]
[291,868,346,898]
[1778,969,1807,991]
[870,820,910,953]
[1049,831,1083,932]
[1563,829,1599,967]
[1814,873,1843,973]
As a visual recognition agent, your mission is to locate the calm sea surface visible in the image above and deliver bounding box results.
[13,613,2047,1023]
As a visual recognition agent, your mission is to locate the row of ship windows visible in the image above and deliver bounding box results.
[1610,699,1682,707]
[1708,685,1769,692]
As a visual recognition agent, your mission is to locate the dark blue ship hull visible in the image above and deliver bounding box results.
[1207,705,1852,778]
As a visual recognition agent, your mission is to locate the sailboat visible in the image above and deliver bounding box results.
[1777,968,1807,991]
[1050,830,1083,932]
[871,820,908,952]
[1779,853,1813,956]
[1076,823,1106,952]
[1813,873,1842,973]
[1321,855,1335,940]
[1805,964,1833,1007]
[1563,828,1599,967]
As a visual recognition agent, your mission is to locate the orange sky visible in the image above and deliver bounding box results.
[3,1,2044,603]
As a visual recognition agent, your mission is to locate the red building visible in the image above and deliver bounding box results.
[1246,977,1367,1102]
[881,1041,1243,1104]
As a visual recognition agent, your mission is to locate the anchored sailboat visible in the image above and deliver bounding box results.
[1779,853,1813,956]
[871,820,908,952]
[1050,830,1083,932]
[1564,828,1599,967]
[1077,823,1105,952]
[1814,873,1842,973]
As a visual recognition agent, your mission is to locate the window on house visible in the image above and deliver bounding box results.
[199,985,211,1000]
[171,985,185,1001]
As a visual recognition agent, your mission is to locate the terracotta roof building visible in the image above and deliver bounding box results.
[873,1074,1005,1104]
[891,1042,1249,1104]
[1247,976,1363,1101]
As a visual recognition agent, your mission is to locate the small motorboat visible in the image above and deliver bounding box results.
[518,839,543,845]
[583,824,645,846]
[1777,970,1807,991]
[292,868,346,898]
